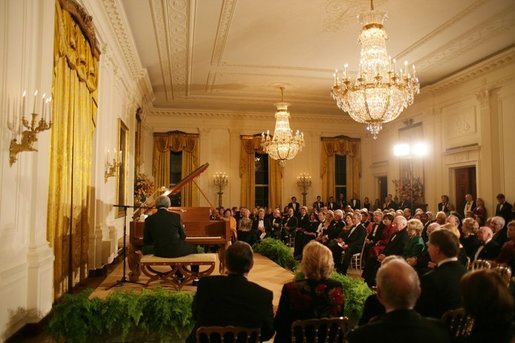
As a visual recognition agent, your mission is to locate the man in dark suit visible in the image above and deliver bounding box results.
[362,215,409,286]
[437,195,450,214]
[496,193,513,227]
[282,207,298,245]
[349,258,450,343]
[337,193,347,210]
[312,195,324,212]
[330,212,367,274]
[326,196,337,211]
[364,210,386,259]
[473,226,501,260]
[349,194,360,210]
[251,208,272,240]
[415,229,467,318]
[491,216,508,247]
[188,241,274,342]
[287,196,300,216]
[143,195,197,258]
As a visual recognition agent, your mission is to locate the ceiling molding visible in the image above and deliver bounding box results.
[424,46,515,92]
[211,0,238,66]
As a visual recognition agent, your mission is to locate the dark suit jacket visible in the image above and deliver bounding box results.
[367,222,385,244]
[437,202,450,213]
[344,223,367,254]
[349,309,451,343]
[327,201,338,211]
[143,208,196,257]
[313,201,324,212]
[415,260,467,318]
[382,229,409,256]
[349,198,361,209]
[473,239,501,260]
[287,202,300,215]
[496,201,513,225]
[327,219,345,240]
[189,274,274,342]
[252,216,273,237]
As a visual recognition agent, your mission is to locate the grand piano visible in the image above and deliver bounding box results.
[128,163,230,281]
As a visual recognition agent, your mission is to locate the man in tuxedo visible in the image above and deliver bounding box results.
[415,229,467,318]
[282,207,298,245]
[270,208,283,239]
[143,195,197,258]
[490,216,508,247]
[337,193,347,210]
[496,193,513,228]
[329,212,367,274]
[349,259,451,343]
[326,196,337,211]
[364,210,386,259]
[293,206,311,259]
[312,195,324,212]
[188,241,274,342]
[462,193,476,218]
[437,195,450,214]
[362,215,409,286]
[287,196,300,216]
[349,194,360,210]
[252,208,272,240]
[320,209,345,245]
[473,226,501,261]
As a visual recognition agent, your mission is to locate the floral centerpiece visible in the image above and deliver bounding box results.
[134,173,154,206]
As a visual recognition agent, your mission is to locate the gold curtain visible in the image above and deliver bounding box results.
[47,0,99,298]
[320,136,361,202]
[239,135,283,209]
[152,132,199,206]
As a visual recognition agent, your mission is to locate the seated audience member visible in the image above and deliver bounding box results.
[143,195,197,257]
[404,219,425,267]
[293,206,311,259]
[252,208,272,241]
[414,223,440,276]
[316,210,335,243]
[188,241,274,342]
[460,269,514,343]
[493,220,515,271]
[349,259,450,343]
[282,207,298,245]
[363,210,386,260]
[473,226,501,261]
[329,212,367,274]
[415,230,467,318]
[491,216,508,247]
[237,208,258,245]
[441,223,469,266]
[461,217,480,259]
[362,215,408,287]
[270,208,283,239]
[274,241,344,343]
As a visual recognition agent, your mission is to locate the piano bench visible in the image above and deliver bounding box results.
[140,253,217,290]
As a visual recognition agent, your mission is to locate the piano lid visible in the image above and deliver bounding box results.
[132,162,209,220]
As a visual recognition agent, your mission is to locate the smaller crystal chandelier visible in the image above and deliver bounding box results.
[331,0,420,139]
[261,87,304,166]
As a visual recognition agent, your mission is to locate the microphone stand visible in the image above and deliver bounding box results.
[105,204,148,289]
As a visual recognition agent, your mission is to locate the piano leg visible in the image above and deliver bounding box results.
[128,245,142,281]
[218,244,228,274]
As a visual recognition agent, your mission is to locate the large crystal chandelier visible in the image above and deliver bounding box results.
[261,87,304,166]
[331,0,420,139]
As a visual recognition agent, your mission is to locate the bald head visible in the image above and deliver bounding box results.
[376,259,421,312]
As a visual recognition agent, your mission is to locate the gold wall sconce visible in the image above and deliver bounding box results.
[104,149,122,182]
[7,90,52,166]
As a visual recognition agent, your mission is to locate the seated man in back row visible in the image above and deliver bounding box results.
[187,241,275,342]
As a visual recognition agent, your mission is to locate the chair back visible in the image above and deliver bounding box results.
[291,316,349,343]
[196,326,260,343]
[492,265,512,286]
[442,308,474,339]
[469,259,490,271]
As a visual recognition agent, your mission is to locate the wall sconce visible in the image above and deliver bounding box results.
[104,149,122,182]
[213,172,229,208]
[296,172,312,206]
[7,90,52,166]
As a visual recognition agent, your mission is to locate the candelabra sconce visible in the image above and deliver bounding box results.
[7,90,52,166]
[296,172,312,206]
[104,149,122,182]
[213,172,229,208]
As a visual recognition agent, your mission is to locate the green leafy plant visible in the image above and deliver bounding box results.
[48,288,194,342]
[294,271,373,325]
[253,238,298,271]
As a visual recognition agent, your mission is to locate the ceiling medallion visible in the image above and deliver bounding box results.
[331,0,420,139]
[261,87,304,167]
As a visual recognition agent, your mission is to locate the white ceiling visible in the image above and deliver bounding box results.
[120,0,515,115]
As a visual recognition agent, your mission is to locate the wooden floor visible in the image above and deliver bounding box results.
[91,253,296,310]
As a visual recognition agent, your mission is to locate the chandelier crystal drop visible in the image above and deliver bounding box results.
[331,0,420,139]
[261,88,305,167]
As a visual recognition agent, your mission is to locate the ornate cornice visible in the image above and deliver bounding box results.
[101,0,144,79]
[211,0,237,66]
[59,0,100,57]
[424,46,515,93]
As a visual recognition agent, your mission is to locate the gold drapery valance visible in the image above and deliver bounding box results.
[48,0,100,299]
[240,135,282,209]
[320,136,361,203]
[153,131,200,206]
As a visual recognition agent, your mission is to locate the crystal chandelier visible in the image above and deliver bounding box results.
[331,0,420,139]
[261,87,304,167]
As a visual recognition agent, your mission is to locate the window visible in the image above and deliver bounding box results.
[169,151,182,206]
[335,154,347,200]
[254,153,269,207]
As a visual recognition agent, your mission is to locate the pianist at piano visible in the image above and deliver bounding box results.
[142,195,198,259]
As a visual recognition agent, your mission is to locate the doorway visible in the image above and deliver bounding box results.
[454,166,476,215]
[378,176,388,208]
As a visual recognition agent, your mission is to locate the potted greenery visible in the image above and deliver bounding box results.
[253,238,298,271]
